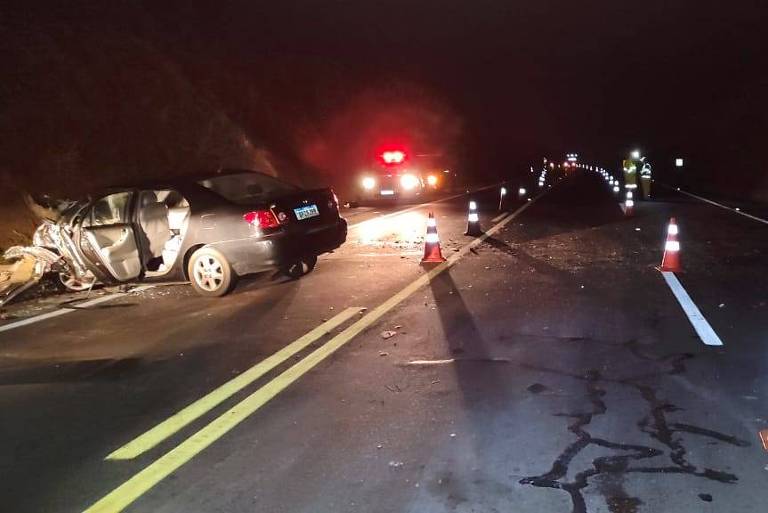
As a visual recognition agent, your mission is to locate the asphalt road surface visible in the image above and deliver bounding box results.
[2,171,767,513]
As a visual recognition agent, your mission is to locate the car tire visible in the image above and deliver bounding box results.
[188,248,236,297]
[280,255,318,280]
[58,272,97,292]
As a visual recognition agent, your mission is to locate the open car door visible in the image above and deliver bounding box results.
[76,191,142,283]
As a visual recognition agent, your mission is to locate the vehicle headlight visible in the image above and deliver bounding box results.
[362,177,376,190]
[400,174,419,190]
[426,175,438,186]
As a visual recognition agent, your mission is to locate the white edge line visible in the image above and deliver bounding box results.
[0,285,155,334]
[663,184,768,226]
[660,271,724,346]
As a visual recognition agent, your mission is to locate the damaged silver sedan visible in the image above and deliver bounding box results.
[1,170,347,306]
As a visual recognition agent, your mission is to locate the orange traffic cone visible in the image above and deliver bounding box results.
[659,217,682,272]
[422,212,446,263]
[465,200,482,236]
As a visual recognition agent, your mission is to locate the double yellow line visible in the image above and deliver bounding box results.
[84,194,542,513]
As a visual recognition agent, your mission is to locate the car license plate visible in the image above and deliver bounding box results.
[294,204,320,220]
[380,190,395,196]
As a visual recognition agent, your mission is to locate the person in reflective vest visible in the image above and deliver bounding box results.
[622,159,638,196]
[639,161,652,200]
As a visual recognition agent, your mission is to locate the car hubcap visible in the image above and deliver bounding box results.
[193,256,224,291]
[60,273,95,291]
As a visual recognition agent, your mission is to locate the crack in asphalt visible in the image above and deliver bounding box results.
[518,341,751,513]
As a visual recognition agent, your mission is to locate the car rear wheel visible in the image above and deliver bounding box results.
[280,255,317,279]
[188,248,236,297]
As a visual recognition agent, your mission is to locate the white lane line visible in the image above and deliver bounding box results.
[663,184,768,226]
[347,183,504,229]
[661,272,724,346]
[0,285,155,334]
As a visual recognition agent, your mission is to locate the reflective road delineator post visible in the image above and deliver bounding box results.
[624,190,634,216]
[498,187,507,211]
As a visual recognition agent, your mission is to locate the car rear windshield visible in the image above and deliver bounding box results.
[198,172,300,204]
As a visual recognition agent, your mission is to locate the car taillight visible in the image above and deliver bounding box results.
[243,210,280,229]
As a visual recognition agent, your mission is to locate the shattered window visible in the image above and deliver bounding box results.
[84,192,133,227]
[199,172,299,205]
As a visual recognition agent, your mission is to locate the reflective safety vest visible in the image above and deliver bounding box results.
[622,159,637,186]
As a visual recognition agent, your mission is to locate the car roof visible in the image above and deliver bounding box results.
[110,169,272,191]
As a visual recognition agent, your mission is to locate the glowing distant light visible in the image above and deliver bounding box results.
[631,150,641,159]
[518,187,527,196]
[362,176,376,189]
[500,186,507,195]
[675,158,684,167]
[427,175,438,186]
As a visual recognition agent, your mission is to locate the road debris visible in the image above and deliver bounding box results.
[527,383,549,394]
[388,461,404,469]
[380,330,397,339]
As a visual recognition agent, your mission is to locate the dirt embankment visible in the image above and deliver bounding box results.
[0,4,286,251]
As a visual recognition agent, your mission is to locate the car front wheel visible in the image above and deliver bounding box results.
[58,272,97,292]
[188,248,236,297]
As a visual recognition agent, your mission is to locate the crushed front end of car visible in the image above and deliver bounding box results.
[1,217,96,307]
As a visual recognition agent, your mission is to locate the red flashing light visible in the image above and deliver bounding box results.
[243,210,280,229]
[381,150,406,165]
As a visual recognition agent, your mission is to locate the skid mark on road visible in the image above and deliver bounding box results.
[519,340,750,513]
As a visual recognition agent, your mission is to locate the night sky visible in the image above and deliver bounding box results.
[3,0,767,190]
[148,0,768,175]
